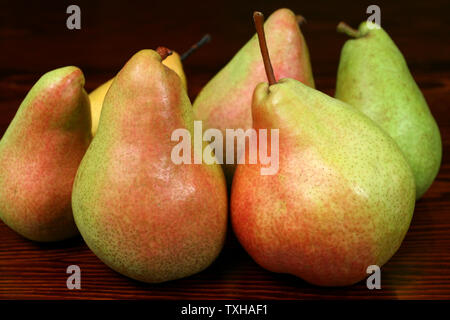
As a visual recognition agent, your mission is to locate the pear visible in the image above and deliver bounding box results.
[193,8,314,182]
[0,67,91,241]
[72,49,228,283]
[230,12,416,286]
[335,22,442,199]
[89,51,187,136]
[88,78,113,137]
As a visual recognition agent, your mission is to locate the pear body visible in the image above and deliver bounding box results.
[193,8,314,182]
[335,22,442,199]
[231,79,415,286]
[72,50,228,283]
[0,67,92,241]
[89,51,187,136]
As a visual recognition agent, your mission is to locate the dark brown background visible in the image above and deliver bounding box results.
[0,0,449,299]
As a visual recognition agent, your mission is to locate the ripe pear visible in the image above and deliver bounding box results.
[89,51,187,136]
[230,12,416,287]
[193,8,314,182]
[335,22,442,199]
[0,67,91,241]
[72,49,228,283]
[232,78,416,286]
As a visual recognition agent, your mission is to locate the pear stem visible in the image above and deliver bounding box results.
[180,34,212,61]
[156,47,173,61]
[296,15,307,26]
[253,11,276,86]
[337,22,360,38]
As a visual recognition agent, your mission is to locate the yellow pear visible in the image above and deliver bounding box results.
[89,51,187,136]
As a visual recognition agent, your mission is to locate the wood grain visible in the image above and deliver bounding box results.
[0,0,449,300]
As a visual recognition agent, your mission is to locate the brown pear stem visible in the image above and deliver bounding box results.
[296,15,306,26]
[156,46,173,61]
[180,34,212,61]
[337,22,360,38]
[253,11,276,86]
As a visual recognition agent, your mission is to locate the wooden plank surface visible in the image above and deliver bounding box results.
[0,0,449,299]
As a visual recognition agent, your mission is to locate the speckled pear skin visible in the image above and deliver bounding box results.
[0,67,92,242]
[335,22,442,199]
[231,79,416,286]
[193,8,314,183]
[72,50,228,284]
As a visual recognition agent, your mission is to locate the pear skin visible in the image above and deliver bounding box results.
[164,51,188,88]
[231,79,416,286]
[89,51,187,136]
[335,22,442,199]
[72,50,228,283]
[0,67,92,241]
[193,8,314,182]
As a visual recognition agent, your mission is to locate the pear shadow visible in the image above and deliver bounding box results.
[31,234,85,250]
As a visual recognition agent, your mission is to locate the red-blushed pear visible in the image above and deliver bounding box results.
[0,67,92,241]
[71,48,228,283]
[230,12,416,286]
[193,8,314,183]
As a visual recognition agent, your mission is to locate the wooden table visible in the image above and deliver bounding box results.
[0,0,449,300]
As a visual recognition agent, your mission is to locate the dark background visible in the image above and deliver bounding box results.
[0,0,449,299]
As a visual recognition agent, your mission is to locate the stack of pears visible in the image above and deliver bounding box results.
[0,8,441,287]
[89,34,211,136]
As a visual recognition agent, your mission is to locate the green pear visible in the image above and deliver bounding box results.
[72,49,228,283]
[231,12,416,286]
[193,8,314,183]
[335,21,442,199]
[0,67,92,241]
